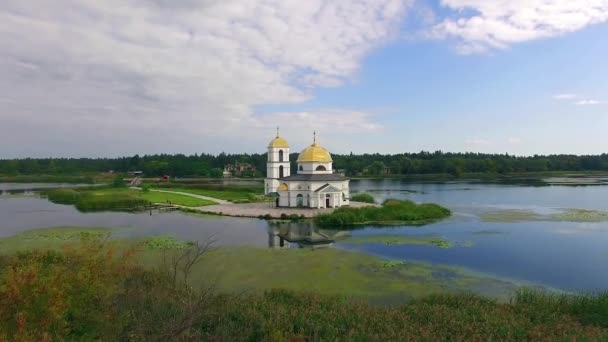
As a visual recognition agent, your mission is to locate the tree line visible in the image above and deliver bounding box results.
[1,151,608,177]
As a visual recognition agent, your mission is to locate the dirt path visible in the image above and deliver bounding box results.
[131,187,230,205]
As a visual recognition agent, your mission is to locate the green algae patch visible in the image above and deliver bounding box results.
[552,209,608,222]
[0,229,517,303]
[142,235,196,250]
[480,209,543,222]
[472,230,507,235]
[0,227,113,254]
[141,247,519,302]
[480,208,608,223]
[343,235,454,248]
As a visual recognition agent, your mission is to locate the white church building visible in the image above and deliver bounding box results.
[264,131,350,208]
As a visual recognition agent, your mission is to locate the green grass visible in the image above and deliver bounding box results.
[315,199,451,227]
[350,192,375,203]
[45,187,216,211]
[140,191,216,207]
[148,183,265,202]
[1,232,607,340]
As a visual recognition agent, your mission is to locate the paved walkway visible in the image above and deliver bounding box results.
[198,201,374,218]
[131,187,230,205]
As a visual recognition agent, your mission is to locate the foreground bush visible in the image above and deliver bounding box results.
[315,199,451,227]
[1,242,607,340]
[351,193,375,203]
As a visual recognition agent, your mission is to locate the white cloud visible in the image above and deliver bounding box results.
[553,93,578,100]
[465,138,492,146]
[575,99,603,105]
[433,0,608,54]
[507,137,522,145]
[0,0,411,157]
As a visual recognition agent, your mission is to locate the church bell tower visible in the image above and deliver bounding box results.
[264,128,291,194]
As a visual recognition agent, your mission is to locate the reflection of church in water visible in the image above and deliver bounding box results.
[264,130,350,208]
[267,221,350,249]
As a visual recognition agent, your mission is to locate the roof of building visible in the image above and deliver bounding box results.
[279,173,348,182]
[268,136,289,148]
[297,143,333,163]
[315,184,341,193]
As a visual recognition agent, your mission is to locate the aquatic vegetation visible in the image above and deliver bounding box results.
[314,199,451,227]
[142,235,196,250]
[381,260,406,268]
[480,209,543,222]
[552,209,608,222]
[480,208,608,223]
[472,230,507,235]
[350,193,375,203]
[344,235,453,248]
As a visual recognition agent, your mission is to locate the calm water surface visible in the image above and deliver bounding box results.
[1,180,607,292]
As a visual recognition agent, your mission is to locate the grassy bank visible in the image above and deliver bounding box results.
[45,187,215,211]
[149,183,264,202]
[0,231,606,340]
[315,199,451,227]
[0,174,97,184]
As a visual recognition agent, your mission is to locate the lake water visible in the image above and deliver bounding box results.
[1,180,607,292]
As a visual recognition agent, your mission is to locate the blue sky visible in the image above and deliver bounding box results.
[0,0,607,157]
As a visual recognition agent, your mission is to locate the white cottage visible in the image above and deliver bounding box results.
[264,131,350,208]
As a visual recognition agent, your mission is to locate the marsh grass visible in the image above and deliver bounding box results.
[314,199,451,227]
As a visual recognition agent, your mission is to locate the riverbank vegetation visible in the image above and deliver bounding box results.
[45,187,216,211]
[350,192,375,203]
[315,199,451,227]
[0,230,607,340]
[3,152,608,179]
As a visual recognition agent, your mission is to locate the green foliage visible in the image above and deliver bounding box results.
[141,184,151,193]
[46,189,82,205]
[3,151,608,178]
[351,193,375,203]
[111,175,126,188]
[314,199,451,227]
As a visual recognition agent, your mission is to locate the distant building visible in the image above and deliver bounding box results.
[128,171,144,176]
[224,162,257,177]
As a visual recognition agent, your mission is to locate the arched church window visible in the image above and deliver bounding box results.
[298,165,303,172]
[279,165,284,178]
[279,150,284,162]
[315,165,327,171]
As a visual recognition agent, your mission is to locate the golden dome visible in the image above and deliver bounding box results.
[278,183,288,191]
[297,143,333,163]
[268,136,289,148]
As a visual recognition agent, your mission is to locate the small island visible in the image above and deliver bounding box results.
[314,199,451,227]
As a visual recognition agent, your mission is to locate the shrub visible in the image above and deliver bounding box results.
[351,193,375,203]
[46,189,81,205]
[314,199,451,227]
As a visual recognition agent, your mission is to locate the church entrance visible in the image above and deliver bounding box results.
[275,198,279,207]
[325,194,331,208]
[296,194,304,207]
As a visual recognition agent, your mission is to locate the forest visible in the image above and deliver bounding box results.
[1,151,608,178]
